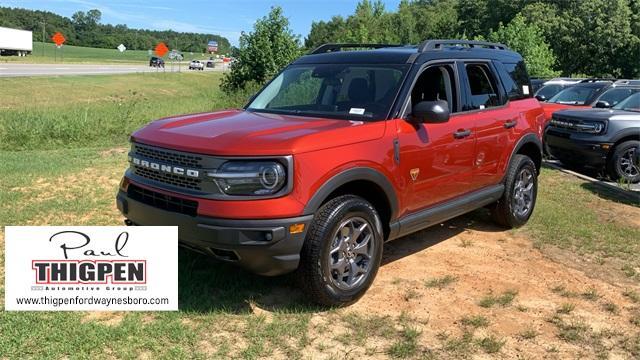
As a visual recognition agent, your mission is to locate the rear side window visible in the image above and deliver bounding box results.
[463,63,503,110]
[497,61,532,101]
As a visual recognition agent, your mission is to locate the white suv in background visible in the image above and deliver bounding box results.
[189,60,205,71]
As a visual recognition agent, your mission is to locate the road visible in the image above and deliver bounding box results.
[0,63,228,77]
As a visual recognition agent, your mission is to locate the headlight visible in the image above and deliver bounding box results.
[575,122,605,134]
[208,161,287,196]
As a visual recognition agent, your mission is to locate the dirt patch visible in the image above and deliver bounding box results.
[81,312,124,326]
[586,194,640,228]
[292,214,640,359]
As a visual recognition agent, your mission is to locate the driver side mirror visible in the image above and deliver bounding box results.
[410,100,450,124]
[594,100,611,109]
[535,94,546,102]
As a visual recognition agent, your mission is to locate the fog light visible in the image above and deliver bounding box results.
[289,223,305,234]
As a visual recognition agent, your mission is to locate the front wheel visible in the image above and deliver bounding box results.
[491,154,538,228]
[607,140,640,184]
[298,195,383,307]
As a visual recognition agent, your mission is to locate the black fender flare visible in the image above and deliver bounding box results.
[303,167,399,220]
[507,133,543,174]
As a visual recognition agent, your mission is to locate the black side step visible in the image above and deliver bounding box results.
[388,185,504,241]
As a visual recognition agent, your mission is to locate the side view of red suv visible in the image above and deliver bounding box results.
[117,40,545,306]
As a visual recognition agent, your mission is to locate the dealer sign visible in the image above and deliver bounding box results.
[4,226,178,311]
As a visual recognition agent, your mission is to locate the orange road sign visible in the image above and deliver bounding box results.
[155,42,169,57]
[52,32,66,46]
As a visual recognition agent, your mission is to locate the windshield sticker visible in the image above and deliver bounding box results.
[349,108,365,115]
[523,85,530,95]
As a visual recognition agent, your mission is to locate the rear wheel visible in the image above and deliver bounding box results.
[607,140,640,183]
[491,154,538,228]
[298,195,383,307]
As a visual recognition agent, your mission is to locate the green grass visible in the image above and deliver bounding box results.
[460,315,490,328]
[478,289,518,308]
[424,275,457,289]
[0,42,218,64]
[521,167,640,278]
[0,72,246,151]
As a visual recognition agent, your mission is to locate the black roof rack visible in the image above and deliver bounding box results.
[418,39,509,52]
[309,43,405,55]
[578,78,616,83]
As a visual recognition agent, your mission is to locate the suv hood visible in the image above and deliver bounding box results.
[554,109,640,122]
[541,102,589,121]
[131,109,386,156]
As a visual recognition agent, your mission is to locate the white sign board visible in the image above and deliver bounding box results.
[4,226,178,311]
[117,44,126,52]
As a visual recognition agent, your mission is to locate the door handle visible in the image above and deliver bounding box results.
[504,119,518,129]
[453,129,472,139]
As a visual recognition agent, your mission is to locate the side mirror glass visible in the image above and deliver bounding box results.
[535,94,546,102]
[594,100,611,108]
[411,100,450,124]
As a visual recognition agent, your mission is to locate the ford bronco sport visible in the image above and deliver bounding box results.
[546,92,640,183]
[117,40,545,306]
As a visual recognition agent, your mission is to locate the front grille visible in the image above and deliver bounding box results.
[133,167,202,190]
[133,143,203,169]
[549,116,579,130]
[127,184,198,217]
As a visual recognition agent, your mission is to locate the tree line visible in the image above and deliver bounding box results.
[0,7,231,54]
[305,0,640,78]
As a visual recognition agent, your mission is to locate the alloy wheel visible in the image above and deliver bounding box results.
[512,168,534,217]
[327,216,375,291]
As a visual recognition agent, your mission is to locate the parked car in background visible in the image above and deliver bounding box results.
[188,60,205,70]
[149,56,165,68]
[592,80,640,108]
[545,92,640,183]
[530,78,547,94]
[117,40,545,306]
[535,77,585,102]
[540,80,613,122]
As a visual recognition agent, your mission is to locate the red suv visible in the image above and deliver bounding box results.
[117,40,545,306]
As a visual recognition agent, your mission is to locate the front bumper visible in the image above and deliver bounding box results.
[116,189,313,276]
[544,128,611,167]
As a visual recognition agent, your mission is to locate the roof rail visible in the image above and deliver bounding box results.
[614,79,640,86]
[309,43,404,55]
[578,78,616,83]
[418,39,509,52]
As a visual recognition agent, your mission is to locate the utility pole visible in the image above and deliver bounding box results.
[39,20,46,57]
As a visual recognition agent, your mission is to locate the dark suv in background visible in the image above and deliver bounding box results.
[545,92,640,183]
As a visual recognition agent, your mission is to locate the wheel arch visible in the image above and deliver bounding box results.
[510,133,543,176]
[303,167,398,239]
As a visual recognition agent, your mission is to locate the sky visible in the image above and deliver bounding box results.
[0,0,402,46]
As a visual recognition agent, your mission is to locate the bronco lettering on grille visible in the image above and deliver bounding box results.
[129,156,200,178]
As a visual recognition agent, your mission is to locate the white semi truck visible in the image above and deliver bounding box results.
[0,26,33,56]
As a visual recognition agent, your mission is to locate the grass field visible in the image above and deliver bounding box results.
[0,73,639,359]
[0,42,220,64]
[0,72,246,151]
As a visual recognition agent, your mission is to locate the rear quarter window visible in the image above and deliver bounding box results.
[496,61,532,101]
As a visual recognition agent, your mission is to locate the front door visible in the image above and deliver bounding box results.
[396,63,476,214]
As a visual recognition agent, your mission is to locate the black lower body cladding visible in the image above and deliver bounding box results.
[116,188,313,276]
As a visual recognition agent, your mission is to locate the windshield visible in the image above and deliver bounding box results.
[535,84,564,99]
[247,64,408,120]
[548,86,602,105]
[613,92,640,112]
[597,88,639,107]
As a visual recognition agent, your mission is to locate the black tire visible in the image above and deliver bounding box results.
[607,140,640,184]
[298,195,384,307]
[491,154,538,228]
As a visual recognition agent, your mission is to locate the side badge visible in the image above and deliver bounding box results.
[410,168,420,181]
